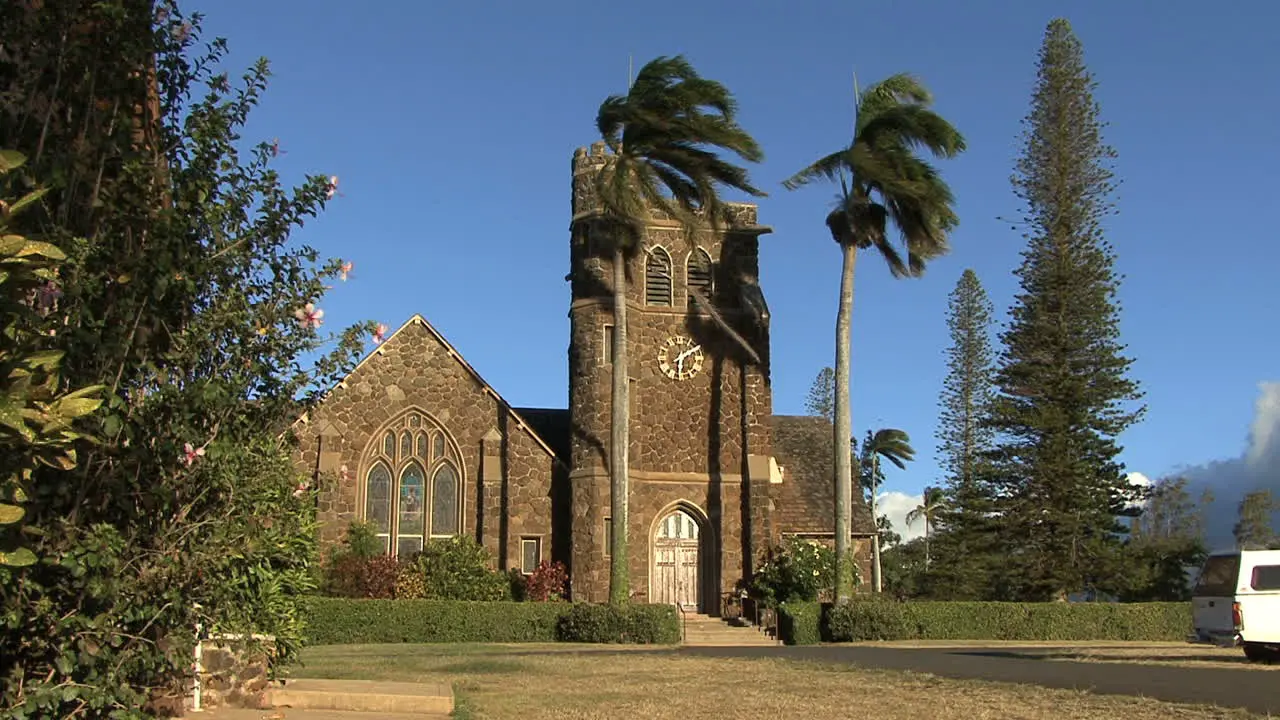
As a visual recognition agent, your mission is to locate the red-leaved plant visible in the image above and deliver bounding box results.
[525,560,569,602]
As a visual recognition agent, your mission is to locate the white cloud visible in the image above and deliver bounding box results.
[876,490,925,544]
[1126,471,1153,511]
[1174,381,1280,550]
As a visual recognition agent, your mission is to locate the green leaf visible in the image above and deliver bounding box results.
[50,397,102,419]
[0,503,23,525]
[0,398,32,440]
[24,350,63,370]
[0,149,26,173]
[7,187,48,218]
[0,547,36,567]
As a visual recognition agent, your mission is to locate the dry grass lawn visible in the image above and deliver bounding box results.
[292,644,1266,719]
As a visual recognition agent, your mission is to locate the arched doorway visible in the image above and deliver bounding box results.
[652,507,702,610]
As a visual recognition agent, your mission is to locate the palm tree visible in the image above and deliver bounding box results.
[858,427,916,593]
[906,485,948,567]
[590,55,764,604]
[784,74,964,602]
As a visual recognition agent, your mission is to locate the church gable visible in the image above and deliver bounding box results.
[295,315,562,568]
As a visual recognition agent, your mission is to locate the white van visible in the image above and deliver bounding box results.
[1189,549,1280,662]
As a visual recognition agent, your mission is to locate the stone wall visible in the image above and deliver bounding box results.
[294,317,563,571]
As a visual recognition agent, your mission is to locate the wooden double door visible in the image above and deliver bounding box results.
[652,508,701,610]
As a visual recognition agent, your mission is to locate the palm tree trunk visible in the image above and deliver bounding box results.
[833,241,858,603]
[871,455,882,593]
[924,522,931,567]
[609,245,630,604]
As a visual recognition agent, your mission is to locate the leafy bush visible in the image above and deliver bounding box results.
[750,536,843,607]
[777,602,823,646]
[304,598,566,644]
[556,603,680,644]
[1,6,372,715]
[824,600,1191,642]
[525,560,569,601]
[325,553,401,599]
[413,536,511,601]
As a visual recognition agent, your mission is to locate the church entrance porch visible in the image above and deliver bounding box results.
[650,506,705,612]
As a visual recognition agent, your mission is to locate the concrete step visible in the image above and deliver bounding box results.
[680,614,781,647]
[265,679,453,716]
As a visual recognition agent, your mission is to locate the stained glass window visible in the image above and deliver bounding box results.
[382,432,396,457]
[365,464,392,537]
[416,433,429,458]
[431,464,459,536]
[398,465,425,536]
[400,431,413,460]
[432,432,445,460]
[409,414,421,428]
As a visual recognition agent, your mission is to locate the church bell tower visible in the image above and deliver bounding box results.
[564,142,777,608]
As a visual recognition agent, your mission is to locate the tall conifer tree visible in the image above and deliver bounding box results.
[930,269,998,598]
[986,18,1146,601]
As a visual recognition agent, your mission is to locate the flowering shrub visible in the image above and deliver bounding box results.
[749,536,844,608]
[413,536,511,601]
[525,560,569,601]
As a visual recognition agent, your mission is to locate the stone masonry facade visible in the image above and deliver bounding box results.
[293,143,874,612]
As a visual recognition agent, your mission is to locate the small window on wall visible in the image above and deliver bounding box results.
[1253,565,1280,591]
[603,516,612,557]
[603,325,615,364]
[521,537,542,575]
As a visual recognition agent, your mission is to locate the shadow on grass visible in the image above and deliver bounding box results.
[437,659,532,675]
[948,649,1267,666]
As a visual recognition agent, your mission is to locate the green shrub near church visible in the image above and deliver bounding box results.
[303,598,680,645]
[777,599,1191,644]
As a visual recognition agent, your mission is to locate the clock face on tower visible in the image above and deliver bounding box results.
[657,335,704,381]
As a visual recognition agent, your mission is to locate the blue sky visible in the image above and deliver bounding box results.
[189,0,1279,514]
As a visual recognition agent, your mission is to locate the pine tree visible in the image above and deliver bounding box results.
[985,18,1146,602]
[804,367,836,422]
[929,269,999,598]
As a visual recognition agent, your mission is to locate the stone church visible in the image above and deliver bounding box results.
[294,144,874,613]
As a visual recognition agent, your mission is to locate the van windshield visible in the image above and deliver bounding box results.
[1194,554,1241,597]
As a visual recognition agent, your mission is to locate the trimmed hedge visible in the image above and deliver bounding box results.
[302,598,680,645]
[778,602,822,646]
[776,600,1191,645]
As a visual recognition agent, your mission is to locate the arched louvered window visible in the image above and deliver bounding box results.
[686,248,713,308]
[361,412,464,557]
[645,247,673,306]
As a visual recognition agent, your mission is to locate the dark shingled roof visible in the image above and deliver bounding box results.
[770,415,876,536]
[512,407,570,462]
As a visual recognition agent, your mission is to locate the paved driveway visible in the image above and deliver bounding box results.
[678,644,1278,715]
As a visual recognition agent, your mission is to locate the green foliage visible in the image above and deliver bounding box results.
[1233,490,1276,550]
[930,269,1000,599]
[0,152,104,568]
[555,603,680,644]
[1106,477,1210,602]
[750,536,840,608]
[777,602,824,646]
[803,367,835,422]
[413,536,512,601]
[824,600,1190,642]
[343,521,386,559]
[302,599,680,645]
[0,4,374,715]
[985,18,1145,602]
[303,598,568,644]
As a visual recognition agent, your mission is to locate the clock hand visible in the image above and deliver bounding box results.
[675,344,702,363]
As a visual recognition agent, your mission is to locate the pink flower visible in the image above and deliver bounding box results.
[340,465,351,481]
[372,323,388,345]
[326,176,340,200]
[270,138,286,157]
[292,480,310,498]
[339,261,353,282]
[181,442,205,467]
[294,303,324,329]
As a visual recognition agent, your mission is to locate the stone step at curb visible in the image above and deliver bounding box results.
[265,679,453,716]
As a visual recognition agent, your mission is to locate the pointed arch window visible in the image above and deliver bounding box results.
[645,247,673,306]
[362,413,465,557]
[686,248,713,309]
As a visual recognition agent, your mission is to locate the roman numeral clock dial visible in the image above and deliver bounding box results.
[657,335,704,381]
